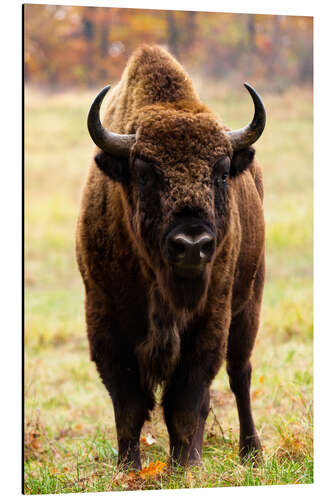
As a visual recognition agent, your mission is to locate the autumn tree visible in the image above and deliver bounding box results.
[24,5,313,91]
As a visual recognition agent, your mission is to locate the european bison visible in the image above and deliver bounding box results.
[76,45,266,469]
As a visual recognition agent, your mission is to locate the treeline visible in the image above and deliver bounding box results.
[24,5,313,92]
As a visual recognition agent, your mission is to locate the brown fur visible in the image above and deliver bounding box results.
[76,45,265,469]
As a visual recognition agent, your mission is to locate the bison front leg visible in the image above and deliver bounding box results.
[94,358,154,470]
[162,293,230,467]
[86,296,154,470]
[188,389,210,464]
[162,334,225,467]
[109,369,154,470]
[163,380,210,467]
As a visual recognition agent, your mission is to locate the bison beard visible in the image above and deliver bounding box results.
[163,266,210,313]
[172,272,209,309]
[76,45,266,469]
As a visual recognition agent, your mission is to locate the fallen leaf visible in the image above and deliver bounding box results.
[139,460,167,479]
[259,375,265,383]
[140,433,156,446]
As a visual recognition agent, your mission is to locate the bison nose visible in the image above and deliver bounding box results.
[167,232,215,267]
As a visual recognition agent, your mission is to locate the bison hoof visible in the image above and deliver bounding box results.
[187,457,202,467]
[239,435,263,466]
[117,457,141,472]
[168,454,202,468]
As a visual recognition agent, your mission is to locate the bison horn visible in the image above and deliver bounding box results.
[87,85,136,158]
[226,83,266,151]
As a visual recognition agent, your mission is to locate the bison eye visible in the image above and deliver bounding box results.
[134,157,153,186]
[213,156,230,186]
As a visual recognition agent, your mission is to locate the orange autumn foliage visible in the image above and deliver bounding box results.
[127,460,167,481]
[24,5,313,91]
[139,460,167,479]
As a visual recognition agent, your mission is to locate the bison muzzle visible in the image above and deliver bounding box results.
[76,45,266,470]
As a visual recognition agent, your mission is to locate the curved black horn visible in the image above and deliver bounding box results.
[87,85,136,158]
[226,83,266,151]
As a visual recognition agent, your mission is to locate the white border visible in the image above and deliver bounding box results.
[2,0,332,498]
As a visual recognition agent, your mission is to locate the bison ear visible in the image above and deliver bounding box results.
[94,151,130,185]
[230,147,255,177]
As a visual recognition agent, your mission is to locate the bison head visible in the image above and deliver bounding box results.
[88,84,266,313]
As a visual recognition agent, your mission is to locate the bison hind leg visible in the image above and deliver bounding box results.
[227,272,264,465]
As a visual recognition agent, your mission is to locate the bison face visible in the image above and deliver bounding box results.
[88,84,265,312]
[120,110,242,312]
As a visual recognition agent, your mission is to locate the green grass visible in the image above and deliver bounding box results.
[24,85,313,493]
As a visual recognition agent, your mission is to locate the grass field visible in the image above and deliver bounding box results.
[24,84,313,494]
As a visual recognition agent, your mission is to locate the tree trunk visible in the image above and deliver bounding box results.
[166,11,180,59]
[268,15,281,77]
[185,11,196,49]
[247,14,256,77]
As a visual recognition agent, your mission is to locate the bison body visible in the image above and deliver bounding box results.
[76,45,266,469]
